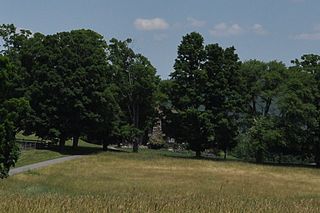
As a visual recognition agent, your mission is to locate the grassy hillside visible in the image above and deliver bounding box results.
[15,133,102,167]
[1,149,320,212]
[16,149,67,167]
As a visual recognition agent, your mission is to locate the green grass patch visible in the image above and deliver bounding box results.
[14,133,102,167]
[15,132,40,141]
[15,149,66,167]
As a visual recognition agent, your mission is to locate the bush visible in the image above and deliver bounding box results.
[147,135,165,150]
[0,120,20,178]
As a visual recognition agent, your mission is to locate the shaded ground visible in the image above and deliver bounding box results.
[15,138,103,167]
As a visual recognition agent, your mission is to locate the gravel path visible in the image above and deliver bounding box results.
[9,155,83,176]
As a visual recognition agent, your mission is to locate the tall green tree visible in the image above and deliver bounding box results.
[277,68,317,163]
[108,38,159,152]
[0,55,29,178]
[247,116,283,163]
[166,32,214,157]
[291,54,320,166]
[240,60,286,119]
[15,29,118,149]
[204,44,243,159]
[84,87,121,151]
[239,60,287,162]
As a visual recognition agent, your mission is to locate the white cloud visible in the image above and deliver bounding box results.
[209,23,244,37]
[292,25,320,40]
[251,24,268,35]
[292,33,320,40]
[209,22,268,37]
[134,18,169,31]
[187,17,206,28]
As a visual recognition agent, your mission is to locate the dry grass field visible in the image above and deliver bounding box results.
[0,149,320,212]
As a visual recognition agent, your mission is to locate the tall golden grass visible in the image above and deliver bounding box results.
[1,150,319,212]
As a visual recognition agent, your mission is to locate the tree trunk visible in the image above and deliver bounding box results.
[255,149,264,164]
[264,98,272,116]
[72,136,79,149]
[224,149,227,160]
[102,140,108,151]
[315,145,320,168]
[117,139,122,148]
[59,137,66,151]
[132,103,140,153]
[315,127,320,168]
[252,95,256,115]
[278,153,282,164]
[316,156,320,168]
[196,150,201,158]
[133,138,139,152]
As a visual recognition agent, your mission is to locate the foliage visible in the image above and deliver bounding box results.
[240,60,287,118]
[204,44,243,158]
[165,32,213,157]
[247,116,283,163]
[165,32,242,157]
[2,24,320,166]
[0,55,30,178]
[108,38,160,152]
[239,60,289,163]
[0,119,19,178]
[148,132,165,150]
[2,28,120,150]
[290,54,320,166]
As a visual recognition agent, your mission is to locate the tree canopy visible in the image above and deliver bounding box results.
[1,24,320,174]
[0,55,29,178]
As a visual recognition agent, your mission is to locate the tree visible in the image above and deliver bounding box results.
[291,54,320,166]
[108,38,159,152]
[204,44,243,159]
[84,87,121,151]
[247,116,282,163]
[277,68,317,162]
[239,60,288,163]
[240,60,287,119]
[240,60,266,117]
[166,32,214,157]
[0,24,32,58]
[0,55,29,178]
[13,29,118,149]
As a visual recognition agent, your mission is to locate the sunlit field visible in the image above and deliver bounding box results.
[1,149,320,213]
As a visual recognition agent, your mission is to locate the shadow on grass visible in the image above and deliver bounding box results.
[161,151,241,162]
[106,146,130,153]
[37,145,129,156]
[251,161,319,169]
[161,151,319,169]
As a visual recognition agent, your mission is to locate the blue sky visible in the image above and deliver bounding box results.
[1,0,320,78]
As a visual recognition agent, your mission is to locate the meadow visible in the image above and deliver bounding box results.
[1,149,320,213]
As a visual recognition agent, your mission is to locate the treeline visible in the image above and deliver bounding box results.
[0,25,319,177]
[161,32,320,166]
[0,24,160,177]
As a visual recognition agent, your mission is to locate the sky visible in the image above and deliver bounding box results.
[1,0,320,78]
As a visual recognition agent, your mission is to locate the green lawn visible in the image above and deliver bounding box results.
[15,132,40,141]
[16,149,66,167]
[1,149,320,212]
[15,133,102,167]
